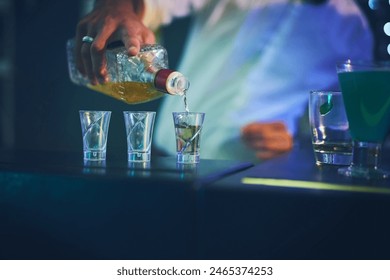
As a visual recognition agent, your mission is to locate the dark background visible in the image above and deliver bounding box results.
[0,0,389,157]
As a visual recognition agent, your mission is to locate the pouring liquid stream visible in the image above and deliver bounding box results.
[183,89,189,113]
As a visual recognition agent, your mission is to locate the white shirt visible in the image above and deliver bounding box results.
[144,0,373,161]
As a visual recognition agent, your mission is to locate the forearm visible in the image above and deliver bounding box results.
[94,0,145,17]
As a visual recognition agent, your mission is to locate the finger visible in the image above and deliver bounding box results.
[81,42,97,85]
[92,23,119,83]
[75,21,88,75]
[243,122,287,134]
[142,29,156,45]
[256,150,285,160]
[260,135,293,151]
[245,133,293,152]
[90,41,108,84]
[121,24,147,55]
[90,37,110,83]
[241,125,264,141]
[125,35,142,56]
[242,122,287,137]
[268,122,287,131]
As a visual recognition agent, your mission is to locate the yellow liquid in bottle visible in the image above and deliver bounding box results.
[87,81,165,104]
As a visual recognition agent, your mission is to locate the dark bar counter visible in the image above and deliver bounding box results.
[0,144,389,260]
[197,142,390,259]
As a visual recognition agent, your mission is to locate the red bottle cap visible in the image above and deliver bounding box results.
[154,69,175,93]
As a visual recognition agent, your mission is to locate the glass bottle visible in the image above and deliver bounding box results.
[66,39,190,104]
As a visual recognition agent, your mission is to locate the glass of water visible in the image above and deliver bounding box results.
[173,112,205,164]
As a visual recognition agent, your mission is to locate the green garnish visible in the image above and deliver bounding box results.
[320,94,333,115]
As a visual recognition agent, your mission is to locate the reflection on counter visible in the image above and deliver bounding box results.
[127,161,151,178]
[83,160,107,175]
[176,162,198,180]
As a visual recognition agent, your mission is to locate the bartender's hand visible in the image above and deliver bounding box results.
[75,0,155,85]
[241,122,293,160]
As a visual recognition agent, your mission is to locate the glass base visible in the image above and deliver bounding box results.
[84,150,106,161]
[128,152,151,162]
[338,166,389,180]
[314,152,352,166]
[177,153,199,164]
[338,141,389,180]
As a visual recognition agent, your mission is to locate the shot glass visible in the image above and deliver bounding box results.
[309,91,352,165]
[123,111,156,162]
[79,110,111,161]
[173,112,205,164]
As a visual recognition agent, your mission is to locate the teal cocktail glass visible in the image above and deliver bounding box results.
[336,60,390,179]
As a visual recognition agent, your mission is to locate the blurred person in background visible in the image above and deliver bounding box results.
[74,0,373,161]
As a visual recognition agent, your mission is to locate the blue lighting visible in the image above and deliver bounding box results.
[368,0,380,9]
[385,22,390,36]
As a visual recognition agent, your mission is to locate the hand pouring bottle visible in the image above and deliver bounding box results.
[67,40,190,104]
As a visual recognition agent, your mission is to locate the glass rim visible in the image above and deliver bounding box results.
[79,110,112,113]
[123,111,156,114]
[336,59,390,71]
[310,90,341,95]
[172,112,205,115]
[336,59,390,65]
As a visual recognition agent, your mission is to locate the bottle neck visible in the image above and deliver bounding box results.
[154,69,190,96]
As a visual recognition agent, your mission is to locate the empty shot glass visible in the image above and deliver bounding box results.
[79,110,111,161]
[173,112,205,164]
[309,91,352,165]
[123,111,156,162]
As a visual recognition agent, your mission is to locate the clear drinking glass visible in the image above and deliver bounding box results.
[336,60,390,179]
[173,112,205,164]
[79,110,111,161]
[123,111,156,162]
[309,91,352,165]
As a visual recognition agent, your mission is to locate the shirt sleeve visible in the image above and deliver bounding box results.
[142,0,207,30]
[142,0,297,29]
